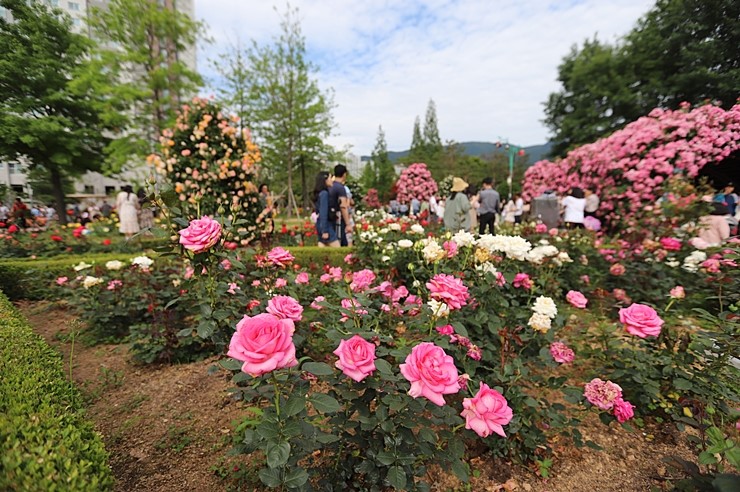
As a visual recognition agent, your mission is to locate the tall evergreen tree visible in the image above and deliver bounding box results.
[368,126,395,200]
[408,116,425,163]
[0,0,114,223]
[423,99,443,164]
[87,0,203,170]
[242,5,335,214]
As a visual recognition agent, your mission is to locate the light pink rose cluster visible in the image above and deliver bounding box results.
[333,335,377,382]
[400,342,460,406]
[266,247,295,267]
[460,382,514,438]
[178,215,222,253]
[266,295,303,322]
[619,303,663,338]
[426,274,470,310]
[566,290,588,309]
[549,342,575,364]
[350,269,376,292]
[228,313,298,376]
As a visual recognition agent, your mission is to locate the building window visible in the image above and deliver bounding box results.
[83,185,95,194]
[48,0,60,6]
[68,2,79,11]
[8,163,18,174]
[105,186,116,195]
[0,163,4,170]
[72,17,82,26]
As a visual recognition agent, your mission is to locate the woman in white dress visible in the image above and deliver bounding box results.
[116,185,140,238]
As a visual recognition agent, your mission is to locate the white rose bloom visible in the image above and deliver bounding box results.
[379,227,389,234]
[532,296,558,319]
[412,280,421,288]
[410,224,425,234]
[427,299,450,318]
[452,230,475,247]
[422,241,446,263]
[389,223,401,231]
[385,243,395,251]
[476,262,498,275]
[398,239,414,249]
[172,279,181,287]
[73,261,93,272]
[381,255,391,263]
[82,276,103,289]
[538,239,551,246]
[527,245,559,264]
[528,312,552,333]
[131,255,154,268]
[666,259,680,268]
[105,260,124,271]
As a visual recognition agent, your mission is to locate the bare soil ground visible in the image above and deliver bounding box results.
[19,301,700,492]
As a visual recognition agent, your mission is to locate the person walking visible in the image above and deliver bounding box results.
[314,171,340,248]
[11,197,28,228]
[329,164,352,246]
[443,177,471,233]
[478,177,500,235]
[467,184,480,233]
[116,185,140,239]
[561,187,586,228]
[584,189,600,218]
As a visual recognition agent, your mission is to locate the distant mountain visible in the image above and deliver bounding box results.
[363,141,553,165]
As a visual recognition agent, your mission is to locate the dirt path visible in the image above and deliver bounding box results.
[19,301,699,492]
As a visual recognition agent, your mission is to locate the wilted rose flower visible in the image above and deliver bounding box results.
[549,342,575,364]
[584,378,622,410]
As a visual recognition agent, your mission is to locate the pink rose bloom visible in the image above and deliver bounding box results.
[443,240,458,258]
[246,300,260,310]
[584,378,623,410]
[584,216,601,231]
[426,274,469,310]
[227,313,298,377]
[106,279,123,291]
[220,259,232,270]
[184,266,195,279]
[295,272,310,285]
[549,342,575,364]
[612,288,631,304]
[436,324,455,335]
[400,342,460,406]
[329,267,343,281]
[56,276,68,286]
[494,272,506,287]
[266,247,295,267]
[404,295,422,316]
[320,273,332,283]
[609,263,626,276]
[227,282,239,294]
[251,279,261,287]
[178,215,222,253]
[467,345,482,360]
[274,278,288,288]
[266,295,303,322]
[340,298,368,317]
[535,223,548,233]
[619,303,664,338]
[566,290,588,309]
[659,237,682,251]
[333,335,377,382]
[613,398,635,423]
[460,382,513,438]
[580,274,590,285]
[669,286,685,299]
[344,253,354,264]
[512,273,532,289]
[549,228,559,236]
[392,285,409,302]
[310,296,325,310]
[350,269,376,292]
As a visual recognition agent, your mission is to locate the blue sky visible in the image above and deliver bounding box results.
[194,0,655,156]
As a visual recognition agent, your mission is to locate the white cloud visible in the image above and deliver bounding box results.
[195,0,654,155]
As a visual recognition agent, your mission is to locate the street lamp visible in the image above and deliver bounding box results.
[495,140,526,200]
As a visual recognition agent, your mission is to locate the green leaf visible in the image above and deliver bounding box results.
[266,441,291,469]
[698,451,718,465]
[282,395,306,418]
[315,432,340,444]
[673,378,692,390]
[219,358,243,371]
[302,361,334,376]
[376,451,396,466]
[713,474,740,492]
[386,466,407,490]
[256,421,280,440]
[585,440,603,451]
[451,459,469,482]
[309,393,340,413]
[258,467,282,487]
[213,308,232,321]
[284,468,309,489]
[374,358,393,376]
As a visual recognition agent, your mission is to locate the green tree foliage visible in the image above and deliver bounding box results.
[210,38,251,132]
[407,116,424,163]
[544,0,740,157]
[364,126,396,200]
[88,0,203,170]
[241,5,336,214]
[423,99,443,164]
[0,0,114,223]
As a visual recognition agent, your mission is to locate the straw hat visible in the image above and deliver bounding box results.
[451,177,469,192]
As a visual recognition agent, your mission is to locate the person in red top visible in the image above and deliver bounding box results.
[11,197,28,228]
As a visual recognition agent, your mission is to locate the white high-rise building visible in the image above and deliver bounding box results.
[0,0,197,201]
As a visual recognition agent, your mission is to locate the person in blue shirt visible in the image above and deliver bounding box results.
[313,171,339,247]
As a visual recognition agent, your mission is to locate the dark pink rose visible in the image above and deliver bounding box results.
[659,237,682,251]
[619,303,663,338]
[178,216,222,253]
[227,313,297,376]
[266,295,303,322]
[426,274,469,310]
[549,342,575,364]
[400,342,460,406]
[613,398,635,423]
[266,247,295,267]
[333,335,377,382]
[460,382,513,437]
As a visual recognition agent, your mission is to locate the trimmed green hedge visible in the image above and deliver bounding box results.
[0,291,113,491]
